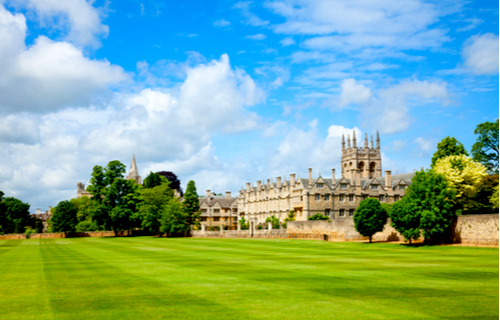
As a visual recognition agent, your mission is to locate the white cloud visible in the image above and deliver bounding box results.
[214,19,231,27]
[338,78,373,108]
[7,0,109,47]
[246,33,267,41]
[280,37,295,46]
[290,51,336,64]
[0,6,128,113]
[413,137,432,157]
[462,33,499,75]
[233,1,270,26]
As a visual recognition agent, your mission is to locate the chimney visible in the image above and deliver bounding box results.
[36,208,41,215]
[385,170,392,189]
[225,191,231,198]
[277,176,282,188]
[421,167,424,171]
[332,168,336,182]
[246,182,251,192]
[267,179,271,189]
[48,206,52,213]
[308,168,313,187]
[290,173,296,186]
[206,190,211,198]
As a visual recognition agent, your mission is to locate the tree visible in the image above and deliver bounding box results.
[265,215,280,228]
[138,180,174,234]
[88,165,106,203]
[183,180,200,227]
[433,155,487,213]
[471,119,499,174]
[390,197,421,244]
[239,217,249,230]
[51,200,78,234]
[105,160,126,186]
[106,178,140,236]
[143,172,163,189]
[282,210,296,228]
[431,137,469,168]
[160,198,190,236]
[0,197,31,234]
[490,185,499,210]
[464,174,499,214]
[353,198,388,243]
[157,171,183,196]
[308,213,330,221]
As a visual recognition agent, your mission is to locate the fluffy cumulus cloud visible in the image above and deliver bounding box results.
[6,0,109,47]
[336,78,449,134]
[265,0,452,53]
[0,54,264,209]
[0,5,128,113]
[462,33,499,75]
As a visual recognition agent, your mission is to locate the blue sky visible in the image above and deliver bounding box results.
[0,0,498,211]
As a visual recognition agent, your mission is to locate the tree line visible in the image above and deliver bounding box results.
[0,190,43,235]
[50,161,200,236]
[353,119,499,244]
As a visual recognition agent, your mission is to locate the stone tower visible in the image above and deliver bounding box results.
[341,131,382,179]
[126,154,142,184]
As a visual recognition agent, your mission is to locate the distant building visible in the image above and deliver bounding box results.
[238,132,415,226]
[31,207,52,232]
[199,191,238,230]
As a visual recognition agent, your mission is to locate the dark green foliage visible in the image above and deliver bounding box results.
[106,178,141,235]
[104,160,126,186]
[354,198,388,243]
[239,217,249,230]
[183,180,200,227]
[308,213,330,221]
[88,165,106,202]
[157,171,183,196]
[138,181,174,234]
[431,136,469,168]
[390,197,421,244]
[51,200,78,233]
[143,172,163,188]
[160,199,190,235]
[463,174,499,214]
[472,119,499,174]
[0,197,31,234]
[35,219,44,233]
[75,220,99,232]
[265,215,280,228]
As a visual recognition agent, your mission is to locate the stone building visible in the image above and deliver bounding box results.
[238,131,415,225]
[199,190,239,230]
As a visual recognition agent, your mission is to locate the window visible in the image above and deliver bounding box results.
[201,217,207,221]
[348,195,354,202]
[394,195,400,201]
[213,217,220,221]
[379,195,384,202]
[371,184,378,190]
[339,209,345,217]
[316,183,324,189]
[201,209,207,214]
[362,195,368,200]
[233,217,237,222]
[315,194,320,201]
[324,194,330,201]
[232,208,238,213]
[399,185,405,190]
[339,194,344,201]
[349,209,354,216]
[340,184,348,189]
[214,209,220,214]
[325,209,331,216]
[300,195,303,201]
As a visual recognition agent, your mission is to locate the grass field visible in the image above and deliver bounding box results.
[0,237,498,320]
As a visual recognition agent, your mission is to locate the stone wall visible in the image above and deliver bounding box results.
[452,214,499,246]
[192,229,290,239]
[0,233,27,240]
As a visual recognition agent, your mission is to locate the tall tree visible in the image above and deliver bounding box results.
[354,198,388,243]
[160,198,190,236]
[105,160,126,186]
[143,172,163,189]
[471,119,499,174]
[106,178,140,236]
[157,171,183,196]
[431,137,469,168]
[390,197,421,244]
[138,181,174,234]
[183,180,200,227]
[0,197,30,234]
[51,200,78,234]
[88,165,106,203]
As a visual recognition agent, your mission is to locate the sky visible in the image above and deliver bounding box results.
[0,0,498,211]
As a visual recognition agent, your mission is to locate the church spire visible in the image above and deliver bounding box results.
[352,130,357,147]
[347,134,351,148]
[364,132,368,148]
[126,154,142,185]
[376,131,380,149]
[370,135,374,149]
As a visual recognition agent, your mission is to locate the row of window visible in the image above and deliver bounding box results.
[200,217,238,222]
[319,183,406,191]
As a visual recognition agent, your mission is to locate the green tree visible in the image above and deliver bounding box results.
[431,137,469,168]
[104,160,126,186]
[390,197,421,244]
[464,174,499,214]
[138,180,174,234]
[471,119,499,174]
[282,210,296,228]
[183,180,200,227]
[51,200,78,234]
[354,198,388,243]
[239,217,249,230]
[0,197,31,234]
[308,213,330,221]
[490,185,499,210]
[265,215,280,228]
[160,198,190,236]
[88,165,106,203]
[143,172,163,189]
[106,178,140,236]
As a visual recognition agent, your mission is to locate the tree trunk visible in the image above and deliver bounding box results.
[369,235,372,243]
[409,238,412,245]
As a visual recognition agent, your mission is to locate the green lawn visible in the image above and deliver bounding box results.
[0,237,497,320]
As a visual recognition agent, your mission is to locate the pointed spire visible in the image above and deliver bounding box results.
[376,131,380,149]
[352,130,357,147]
[364,132,368,148]
[342,134,345,150]
[347,134,351,148]
[127,154,142,184]
[370,135,374,149]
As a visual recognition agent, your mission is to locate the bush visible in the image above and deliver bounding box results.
[308,213,330,221]
[75,220,99,232]
[25,227,35,239]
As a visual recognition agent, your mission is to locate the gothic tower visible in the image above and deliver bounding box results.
[341,131,382,179]
[126,154,142,184]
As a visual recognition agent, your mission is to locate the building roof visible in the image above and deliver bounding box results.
[199,196,237,208]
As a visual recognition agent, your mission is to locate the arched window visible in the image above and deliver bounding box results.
[369,162,377,178]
